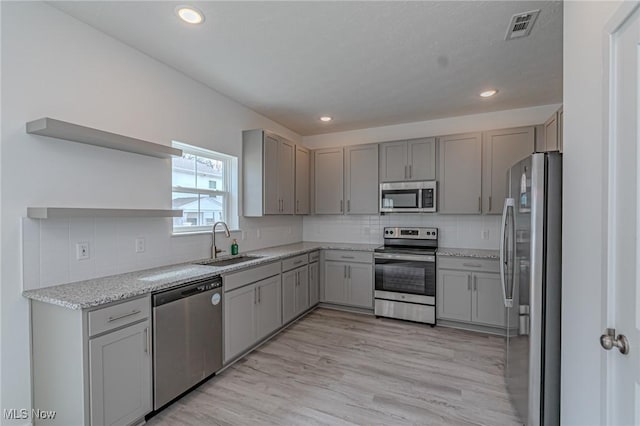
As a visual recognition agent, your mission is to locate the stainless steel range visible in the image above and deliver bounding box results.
[374,227,437,325]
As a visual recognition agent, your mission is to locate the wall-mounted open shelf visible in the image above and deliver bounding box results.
[26,117,182,159]
[27,207,183,219]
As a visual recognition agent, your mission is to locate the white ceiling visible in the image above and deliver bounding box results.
[52,1,563,136]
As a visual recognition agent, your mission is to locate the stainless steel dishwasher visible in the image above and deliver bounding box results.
[152,276,222,410]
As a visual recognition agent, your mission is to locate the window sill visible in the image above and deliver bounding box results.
[171,229,241,238]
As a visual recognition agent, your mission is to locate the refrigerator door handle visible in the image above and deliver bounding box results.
[500,197,515,308]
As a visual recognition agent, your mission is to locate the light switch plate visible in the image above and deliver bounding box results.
[135,237,145,253]
[481,229,490,240]
[76,242,90,260]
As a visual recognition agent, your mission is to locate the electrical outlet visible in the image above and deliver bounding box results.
[76,242,90,260]
[135,237,145,253]
[481,229,490,240]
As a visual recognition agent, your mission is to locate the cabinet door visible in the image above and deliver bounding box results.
[483,127,534,214]
[89,320,152,426]
[295,145,310,214]
[438,132,482,214]
[256,275,282,340]
[379,141,408,182]
[407,138,436,181]
[282,269,297,324]
[263,135,280,215]
[347,263,373,308]
[558,107,564,153]
[472,272,506,327]
[436,269,472,321]
[314,147,344,214]
[224,284,257,362]
[323,261,347,304]
[278,139,295,214]
[345,144,379,214]
[544,112,559,152]
[296,266,310,315]
[309,261,319,306]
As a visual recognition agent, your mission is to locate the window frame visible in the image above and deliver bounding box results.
[171,142,233,234]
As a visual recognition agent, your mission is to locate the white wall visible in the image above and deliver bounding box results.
[562,1,620,424]
[303,104,560,149]
[1,2,302,421]
[302,104,560,249]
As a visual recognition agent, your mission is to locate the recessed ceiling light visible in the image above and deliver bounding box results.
[176,6,205,24]
[320,116,332,122]
[480,89,498,98]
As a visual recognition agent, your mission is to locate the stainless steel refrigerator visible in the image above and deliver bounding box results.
[501,152,562,426]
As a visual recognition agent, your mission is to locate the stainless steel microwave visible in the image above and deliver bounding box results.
[379,181,437,213]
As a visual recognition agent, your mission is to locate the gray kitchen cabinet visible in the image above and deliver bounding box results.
[379,138,436,182]
[344,144,379,214]
[482,127,535,214]
[437,269,472,322]
[313,147,344,214]
[255,275,283,340]
[346,263,374,308]
[438,132,482,214]
[89,320,152,426]
[322,251,373,308]
[296,266,310,315]
[543,112,559,152]
[281,269,297,324]
[472,272,506,327]
[295,145,310,214]
[243,129,296,216]
[309,261,319,306]
[558,107,563,153]
[224,283,257,362]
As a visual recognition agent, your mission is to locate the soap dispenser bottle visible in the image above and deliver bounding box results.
[231,239,239,256]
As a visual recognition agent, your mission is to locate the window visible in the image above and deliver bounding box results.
[172,142,234,233]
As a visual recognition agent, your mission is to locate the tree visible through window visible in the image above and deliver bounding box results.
[172,142,231,232]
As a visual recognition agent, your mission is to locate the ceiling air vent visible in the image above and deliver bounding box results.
[505,9,540,40]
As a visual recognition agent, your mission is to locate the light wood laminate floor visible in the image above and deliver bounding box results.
[148,308,520,426]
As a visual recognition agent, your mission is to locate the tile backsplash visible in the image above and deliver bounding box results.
[22,215,302,291]
[302,214,501,249]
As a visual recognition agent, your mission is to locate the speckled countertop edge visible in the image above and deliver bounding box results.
[22,241,381,310]
[436,247,500,260]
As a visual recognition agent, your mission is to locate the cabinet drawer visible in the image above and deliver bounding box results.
[224,261,280,292]
[88,296,150,337]
[324,250,373,264]
[438,256,499,273]
[282,254,308,272]
[309,250,320,262]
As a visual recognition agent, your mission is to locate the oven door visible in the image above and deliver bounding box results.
[374,253,435,302]
[380,185,421,213]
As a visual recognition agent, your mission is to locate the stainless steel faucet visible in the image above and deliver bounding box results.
[211,221,231,259]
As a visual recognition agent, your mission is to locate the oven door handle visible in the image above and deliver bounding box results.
[374,253,435,262]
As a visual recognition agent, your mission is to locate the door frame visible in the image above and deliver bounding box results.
[601,2,640,424]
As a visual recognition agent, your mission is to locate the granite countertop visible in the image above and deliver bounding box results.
[22,241,381,310]
[436,247,500,260]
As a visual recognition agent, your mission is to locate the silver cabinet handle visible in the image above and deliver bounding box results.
[297,199,299,213]
[254,287,257,304]
[340,200,343,213]
[348,265,351,279]
[144,327,149,353]
[463,263,482,268]
[347,200,351,213]
[107,309,141,323]
[293,260,303,265]
[408,164,412,179]
[341,255,355,259]
[404,165,408,179]
[473,276,477,291]
[478,196,482,212]
[258,286,261,303]
[489,196,492,212]
[467,275,471,291]
[344,265,347,279]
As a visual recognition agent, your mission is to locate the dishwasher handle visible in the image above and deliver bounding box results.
[153,276,222,307]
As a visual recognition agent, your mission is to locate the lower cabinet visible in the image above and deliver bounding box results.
[309,261,319,306]
[224,275,282,362]
[437,265,506,329]
[282,265,310,324]
[89,320,152,426]
[322,253,373,309]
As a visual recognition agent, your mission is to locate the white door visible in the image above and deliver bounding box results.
[603,3,640,424]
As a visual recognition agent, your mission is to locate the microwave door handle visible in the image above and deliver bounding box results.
[500,198,515,308]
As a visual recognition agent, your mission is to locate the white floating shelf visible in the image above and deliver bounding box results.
[27,207,183,219]
[26,117,182,159]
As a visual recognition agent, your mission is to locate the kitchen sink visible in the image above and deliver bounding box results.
[195,255,263,267]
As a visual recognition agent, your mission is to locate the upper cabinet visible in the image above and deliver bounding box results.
[243,129,298,217]
[313,144,379,215]
[379,137,436,182]
[482,127,534,214]
[538,106,563,153]
[345,144,379,214]
[295,145,310,215]
[438,132,482,214]
[558,107,564,153]
[313,147,345,214]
